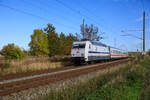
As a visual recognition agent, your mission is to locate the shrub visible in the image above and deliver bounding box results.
[4,61,11,68]
[1,43,27,60]
[125,71,142,86]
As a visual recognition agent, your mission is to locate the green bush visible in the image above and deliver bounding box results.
[1,43,27,60]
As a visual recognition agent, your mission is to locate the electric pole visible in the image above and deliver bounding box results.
[121,11,146,54]
[143,11,145,54]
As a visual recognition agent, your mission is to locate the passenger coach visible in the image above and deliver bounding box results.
[110,47,128,59]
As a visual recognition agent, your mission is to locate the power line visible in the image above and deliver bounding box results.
[76,0,103,21]
[121,34,142,40]
[21,0,49,14]
[121,30,143,32]
[140,0,145,11]
[0,3,78,31]
[21,0,81,26]
[0,4,49,22]
[73,1,107,33]
[73,0,119,36]
[121,30,143,40]
[55,0,102,27]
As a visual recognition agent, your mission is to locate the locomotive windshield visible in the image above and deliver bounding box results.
[72,44,85,49]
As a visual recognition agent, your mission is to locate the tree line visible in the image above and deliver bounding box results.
[1,24,78,59]
[1,21,100,60]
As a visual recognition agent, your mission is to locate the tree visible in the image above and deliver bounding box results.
[80,22,100,41]
[0,50,3,56]
[75,32,81,41]
[148,49,150,56]
[59,32,67,55]
[1,43,27,60]
[66,33,78,55]
[44,24,61,56]
[29,29,49,56]
[59,32,79,55]
[28,23,79,56]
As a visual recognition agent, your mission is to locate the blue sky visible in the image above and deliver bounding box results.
[0,0,150,51]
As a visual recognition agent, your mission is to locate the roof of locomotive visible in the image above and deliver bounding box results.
[91,41,108,47]
[73,41,107,47]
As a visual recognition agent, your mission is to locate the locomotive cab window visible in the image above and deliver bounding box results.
[72,44,85,49]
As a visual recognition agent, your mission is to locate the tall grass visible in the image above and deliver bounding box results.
[43,56,150,100]
[85,56,150,100]
[42,61,133,100]
[0,56,69,75]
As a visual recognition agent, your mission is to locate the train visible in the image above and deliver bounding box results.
[70,41,128,64]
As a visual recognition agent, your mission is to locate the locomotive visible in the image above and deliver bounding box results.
[70,41,128,64]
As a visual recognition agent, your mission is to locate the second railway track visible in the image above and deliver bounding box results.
[0,59,130,96]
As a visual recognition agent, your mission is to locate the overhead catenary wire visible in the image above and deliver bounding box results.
[0,3,78,31]
[55,0,103,28]
[121,30,143,32]
[121,34,142,40]
[73,0,122,36]
[21,0,81,26]
[120,0,147,52]
[75,0,104,21]
[140,0,145,11]
[78,6,105,34]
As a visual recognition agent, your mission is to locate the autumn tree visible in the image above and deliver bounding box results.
[28,24,79,56]
[148,49,150,56]
[29,29,49,56]
[59,32,67,55]
[65,33,78,55]
[59,33,79,55]
[1,43,27,60]
[0,50,2,55]
[44,24,61,56]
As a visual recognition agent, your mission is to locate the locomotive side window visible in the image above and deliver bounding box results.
[72,44,85,49]
[89,44,91,49]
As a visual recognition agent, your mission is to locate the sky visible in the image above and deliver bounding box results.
[0,0,150,52]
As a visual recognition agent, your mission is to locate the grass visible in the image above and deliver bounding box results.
[85,75,143,100]
[0,56,70,76]
[42,61,131,100]
[42,55,150,100]
[139,60,150,100]
[85,56,150,100]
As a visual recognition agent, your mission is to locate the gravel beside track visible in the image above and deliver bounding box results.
[0,59,129,96]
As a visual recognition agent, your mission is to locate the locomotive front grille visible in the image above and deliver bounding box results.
[70,57,85,63]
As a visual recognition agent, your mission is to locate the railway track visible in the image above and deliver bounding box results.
[0,59,130,96]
